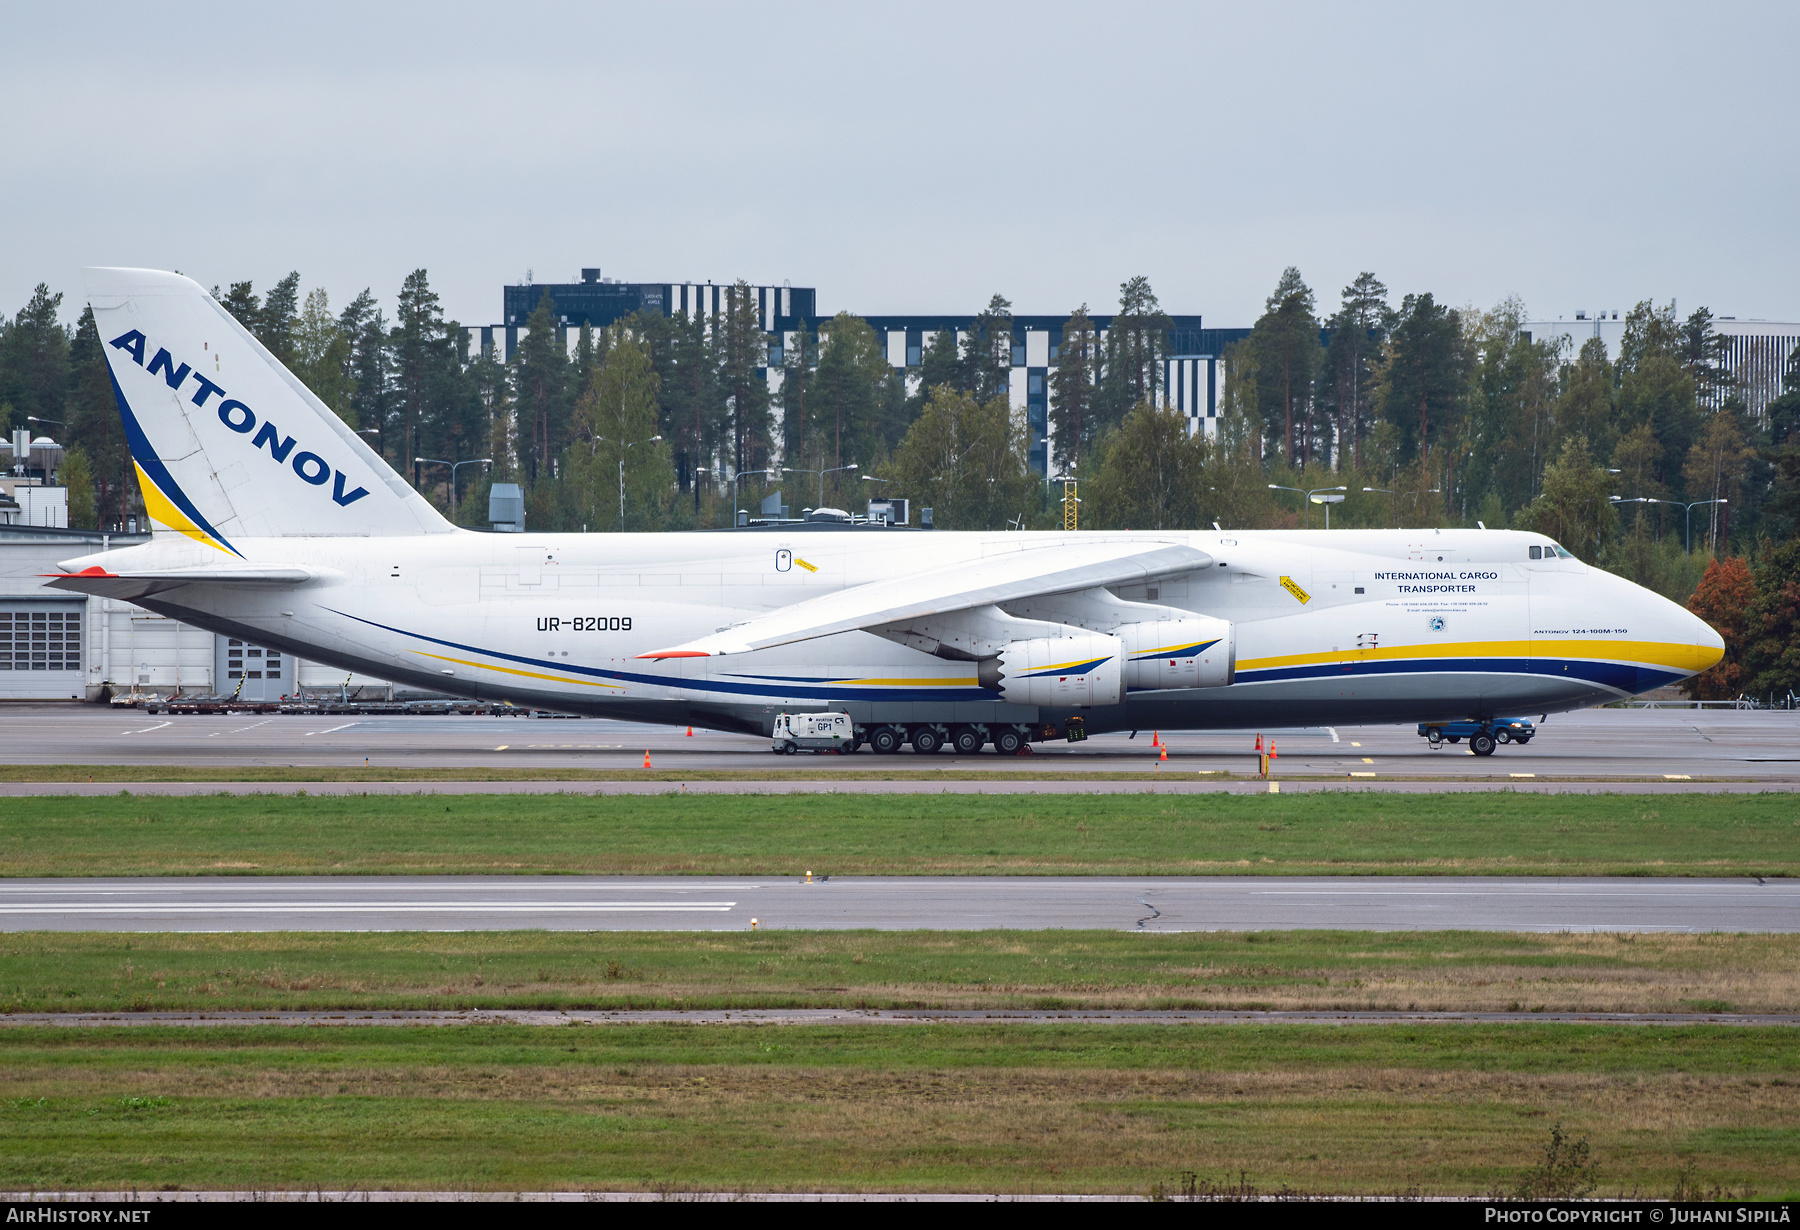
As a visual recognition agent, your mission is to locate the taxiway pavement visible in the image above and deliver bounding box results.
[0,875,1789,932]
[0,706,1795,790]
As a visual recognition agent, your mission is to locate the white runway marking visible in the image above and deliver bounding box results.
[207,719,274,738]
[122,721,170,734]
[305,722,360,736]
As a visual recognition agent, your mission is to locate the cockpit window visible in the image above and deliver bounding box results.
[1551,543,1574,559]
[1529,545,1542,560]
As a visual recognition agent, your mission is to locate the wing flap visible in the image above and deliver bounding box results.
[638,540,1211,658]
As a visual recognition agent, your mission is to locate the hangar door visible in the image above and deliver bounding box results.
[216,636,289,702]
[0,601,85,699]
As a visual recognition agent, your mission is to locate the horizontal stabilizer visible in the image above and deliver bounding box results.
[638,540,1211,658]
[44,562,326,601]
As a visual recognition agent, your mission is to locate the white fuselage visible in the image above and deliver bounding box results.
[63,525,1723,737]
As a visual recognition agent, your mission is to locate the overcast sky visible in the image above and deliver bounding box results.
[5,1,1796,332]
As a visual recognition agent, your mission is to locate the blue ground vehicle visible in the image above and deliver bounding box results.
[1417,716,1536,756]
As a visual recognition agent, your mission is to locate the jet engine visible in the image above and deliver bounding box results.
[1114,617,1234,691]
[977,632,1122,707]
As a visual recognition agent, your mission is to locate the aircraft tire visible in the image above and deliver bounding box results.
[991,728,1024,756]
[911,726,944,755]
[868,726,903,755]
[950,725,984,755]
[1470,732,1497,757]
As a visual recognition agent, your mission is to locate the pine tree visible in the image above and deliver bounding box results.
[1049,306,1098,472]
[657,310,718,496]
[716,280,772,477]
[1099,276,1170,430]
[0,283,70,435]
[778,317,817,467]
[808,312,888,487]
[1680,307,1737,409]
[257,272,301,363]
[389,269,455,489]
[511,291,569,487]
[64,306,132,529]
[339,290,388,449]
[1316,273,1388,470]
[959,294,1014,404]
[1383,292,1465,472]
[216,282,260,333]
[1247,269,1317,467]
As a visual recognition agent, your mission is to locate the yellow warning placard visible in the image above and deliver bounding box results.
[795,558,819,573]
[1279,575,1311,604]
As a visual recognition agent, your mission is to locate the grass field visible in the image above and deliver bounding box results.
[1,791,1794,878]
[0,1023,1792,1195]
[2,930,1793,1015]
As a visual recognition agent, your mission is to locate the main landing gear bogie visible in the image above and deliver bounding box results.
[859,723,1026,755]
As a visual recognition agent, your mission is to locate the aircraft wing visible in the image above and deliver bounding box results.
[43,563,324,602]
[638,539,1211,658]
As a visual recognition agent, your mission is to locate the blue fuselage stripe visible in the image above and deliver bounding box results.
[325,609,1680,702]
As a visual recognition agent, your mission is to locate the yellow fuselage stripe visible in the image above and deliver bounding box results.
[1238,638,1719,674]
[414,651,626,689]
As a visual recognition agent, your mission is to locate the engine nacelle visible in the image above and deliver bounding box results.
[1115,618,1234,691]
[978,632,1123,707]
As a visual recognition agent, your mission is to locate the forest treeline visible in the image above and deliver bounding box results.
[2,266,1796,699]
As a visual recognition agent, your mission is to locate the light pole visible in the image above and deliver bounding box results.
[1268,484,1347,530]
[702,466,778,525]
[414,457,492,522]
[20,417,66,479]
[783,463,859,510]
[596,436,661,529]
[1611,496,1727,554]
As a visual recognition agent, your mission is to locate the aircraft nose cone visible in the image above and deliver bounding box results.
[1685,606,1725,673]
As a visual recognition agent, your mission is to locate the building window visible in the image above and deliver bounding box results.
[1027,373,1044,395]
[228,670,242,679]
[247,671,262,679]
[0,608,81,672]
[1011,341,1026,366]
[768,339,783,366]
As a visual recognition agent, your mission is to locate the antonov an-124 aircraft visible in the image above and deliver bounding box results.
[49,268,1724,755]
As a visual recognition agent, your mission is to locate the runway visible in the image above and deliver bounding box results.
[0,706,1795,789]
[1,875,1790,932]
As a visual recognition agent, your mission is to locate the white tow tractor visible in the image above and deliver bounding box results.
[771,711,854,755]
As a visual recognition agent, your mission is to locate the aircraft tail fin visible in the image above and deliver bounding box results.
[83,267,452,553]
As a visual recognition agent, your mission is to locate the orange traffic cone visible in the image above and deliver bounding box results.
[1152,730,1161,747]
[643,750,653,768]
[1159,745,1168,762]
[686,726,694,736]
[1255,732,1263,752]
